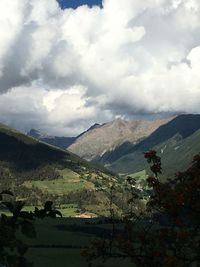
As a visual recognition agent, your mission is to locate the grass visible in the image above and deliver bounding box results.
[0,204,80,218]
[110,129,200,179]
[0,123,38,145]
[27,248,134,267]
[127,170,147,179]
[23,217,134,267]
[23,169,94,195]
[58,204,79,217]
[119,170,147,180]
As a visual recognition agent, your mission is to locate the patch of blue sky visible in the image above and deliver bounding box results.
[57,0,103,9]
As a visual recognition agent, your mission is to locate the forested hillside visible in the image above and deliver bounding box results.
[0,123,115,215]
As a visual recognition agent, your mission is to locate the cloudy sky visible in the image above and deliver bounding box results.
[0,0,200,136]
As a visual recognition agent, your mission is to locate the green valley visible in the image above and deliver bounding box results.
[108,114,200,180]
[0,123,117,217]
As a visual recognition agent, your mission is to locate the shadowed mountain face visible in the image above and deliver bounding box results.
[0,131,67,171]
[0,123,114,212]
[127,114,200,153]
[0,123,110,174]
[67,117,174,162]
[27,118,173,163]
[109,114,200,176]
[27,129,76,150]
[95,141,136,164]
[27,124,102,150]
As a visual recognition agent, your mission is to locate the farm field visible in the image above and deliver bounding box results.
[0,204,88,218]
[23,218,133,267]
[23,169,94,195]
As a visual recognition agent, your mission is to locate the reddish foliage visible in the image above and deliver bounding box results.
[83,150,200,267]
[144,150,157,159]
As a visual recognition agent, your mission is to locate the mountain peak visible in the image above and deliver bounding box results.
[68,116,174,161]
[88,123,101,130]
[112,118,127,125]
[28,129,44,138]
[76,123,101,138]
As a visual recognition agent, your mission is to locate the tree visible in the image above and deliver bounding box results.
[82,151,200,266]
[0,192,62,267]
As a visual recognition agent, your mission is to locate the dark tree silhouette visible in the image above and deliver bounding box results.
[82,151,200,266]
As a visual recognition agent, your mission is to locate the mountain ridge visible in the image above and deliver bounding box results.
[27,117,174,162]
[68,117,175,161]
[108,114,200,176]
[0,122,114,213]
[27,129,76,149]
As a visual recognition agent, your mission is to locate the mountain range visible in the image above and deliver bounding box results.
[28,117,173,161]
[1,113,200,214]
[109,114,200,178]
[27,129,76,149]
[28,114,200,179]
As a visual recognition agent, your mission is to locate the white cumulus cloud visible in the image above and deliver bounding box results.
[0,0,200,135]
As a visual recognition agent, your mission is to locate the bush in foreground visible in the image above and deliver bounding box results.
[83,151,200,266]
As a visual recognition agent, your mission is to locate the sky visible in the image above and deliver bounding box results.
[57,0,102,9]
[0,0,200,136]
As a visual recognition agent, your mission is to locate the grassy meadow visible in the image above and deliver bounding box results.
[23,169,94,195]
[23,217,133,267]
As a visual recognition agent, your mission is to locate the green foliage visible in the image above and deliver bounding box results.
[83,151,200,267]
[0,190,62,267]
[0,123,115,212]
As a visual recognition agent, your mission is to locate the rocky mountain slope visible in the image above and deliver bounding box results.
[108,114,200,177]
[67,117,174,161]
